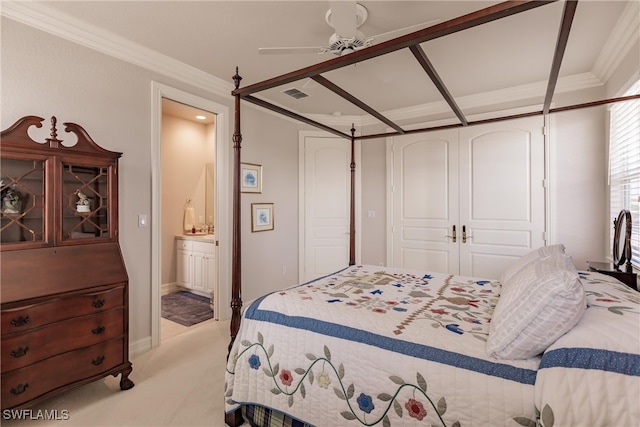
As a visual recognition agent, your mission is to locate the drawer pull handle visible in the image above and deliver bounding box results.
[91,355,105,366]
[92,326,105,335]
[10,346,30,358]
[11,316,30,327]
[92,299,106,308]
[10,383,29,395]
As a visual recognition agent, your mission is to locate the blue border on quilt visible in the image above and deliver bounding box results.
[540,347,640,376]
[244,303,537,385]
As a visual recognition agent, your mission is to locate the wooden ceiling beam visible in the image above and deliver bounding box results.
[543,0,578,114]
[232,0,557,97]
[243,95,351,139]
[310,75,405,134]
[409,45,468,126]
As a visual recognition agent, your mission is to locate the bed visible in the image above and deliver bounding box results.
[224,1,640,425]
[225,263,639,426]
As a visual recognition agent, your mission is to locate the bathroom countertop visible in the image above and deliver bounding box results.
[176,234,215,242]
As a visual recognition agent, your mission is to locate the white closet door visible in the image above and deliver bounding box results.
[301,136,352,282]
[458,116,546,278]
[390,130,460,273]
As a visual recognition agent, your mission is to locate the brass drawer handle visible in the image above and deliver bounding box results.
[92,326,105,335]
[91,355,105,366]
[92,299,106,308]
[10,346,29,358]
[10,383,29,395]
[10,316,30,327]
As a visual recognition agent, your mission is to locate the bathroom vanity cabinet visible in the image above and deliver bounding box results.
[176,237,217,298]
[0,116,133,410]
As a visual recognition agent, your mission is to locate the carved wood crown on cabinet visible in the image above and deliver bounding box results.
[0,116,134,410]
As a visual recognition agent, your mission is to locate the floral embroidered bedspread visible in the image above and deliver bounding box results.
[225,265,541,426]
[535,271,640,427]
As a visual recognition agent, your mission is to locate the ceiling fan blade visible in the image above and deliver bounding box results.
[369,19,441,44]
[328,0,357,38]
[258,47,328,55]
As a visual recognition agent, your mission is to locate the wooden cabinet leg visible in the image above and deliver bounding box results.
[225,408,243,426]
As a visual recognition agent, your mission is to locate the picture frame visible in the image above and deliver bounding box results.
[241,162,262,193]
[251,203,274,232]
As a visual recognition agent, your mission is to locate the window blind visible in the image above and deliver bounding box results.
[609,79,640,266]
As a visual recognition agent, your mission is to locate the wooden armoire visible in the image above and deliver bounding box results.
[0,116,134,410]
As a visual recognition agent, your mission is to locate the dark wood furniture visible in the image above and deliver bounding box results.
[587,261,638,291]
[0,116,133,410]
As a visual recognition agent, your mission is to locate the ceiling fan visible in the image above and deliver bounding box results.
[258,1,440,57]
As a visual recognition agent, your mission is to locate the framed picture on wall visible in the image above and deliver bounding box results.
[251,203,274,232]
[241,163,262,193]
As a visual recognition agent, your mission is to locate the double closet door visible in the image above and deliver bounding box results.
[389,117,546,279]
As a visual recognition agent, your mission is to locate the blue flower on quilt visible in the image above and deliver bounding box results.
[357,393,375,414]
[446,324,464,334]
[248,354,261,370]
[393,307,408,312]
[423,274,433,279]
[371,290,382,295]
[476,280,490,285]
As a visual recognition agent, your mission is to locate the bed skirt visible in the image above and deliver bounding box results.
[241,405,313,427]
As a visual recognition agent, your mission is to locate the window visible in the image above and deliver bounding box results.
[609,79,640,266]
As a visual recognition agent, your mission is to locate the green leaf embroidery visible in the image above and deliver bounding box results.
[324,345,332,361]
[346,383,354,399]
[541,404,555,427]
[513,416,536,427]
[241,339,251,346]
[390,375,405,385]
[273,363,280,376]
[294,368,306,375]
[263,367,273,377]
[306,353,316,360]
[338,363,345,379]
[377,393,393,402]
[288,395,294,408]
[334,387,346,400]
[300,383,306,399]
[383,415,391,427]
[308,370,315,385]
[393,399,403,417]
[452,422,461,427]
[257,332,264,345]
[267,344,274,357]
[270,388,281,395]
[417,372,427,392]
[341,411,356,420]
[437,397,447,416]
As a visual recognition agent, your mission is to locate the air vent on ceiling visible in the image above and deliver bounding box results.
[282,87,309,99]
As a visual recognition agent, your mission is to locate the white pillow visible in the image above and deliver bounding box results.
[499,244,566,286]
[486,254,586,359]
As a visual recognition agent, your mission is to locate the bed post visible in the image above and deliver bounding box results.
[225,67,244,427]
[349,124,356,266]
[229,67,243,355]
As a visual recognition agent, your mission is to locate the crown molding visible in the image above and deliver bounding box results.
[592,0,639,83]
[1,1,233,98]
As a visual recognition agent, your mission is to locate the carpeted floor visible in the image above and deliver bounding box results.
[161,291,213,327]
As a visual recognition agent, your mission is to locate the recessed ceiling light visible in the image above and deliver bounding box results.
[195,115,206,120]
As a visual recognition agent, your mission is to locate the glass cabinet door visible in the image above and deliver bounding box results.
[0,157,46,244]
[61,163,111,241]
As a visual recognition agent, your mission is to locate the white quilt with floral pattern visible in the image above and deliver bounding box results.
[225,265,542,426]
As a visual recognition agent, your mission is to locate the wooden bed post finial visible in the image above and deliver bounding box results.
[233,66,242,90]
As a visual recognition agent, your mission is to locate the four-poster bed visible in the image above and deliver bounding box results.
[225,1,640,426]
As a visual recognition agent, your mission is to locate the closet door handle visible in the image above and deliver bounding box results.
[445,225,456,242]
[462,226,473,243]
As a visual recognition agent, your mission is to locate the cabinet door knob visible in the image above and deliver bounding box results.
[91,355,105,366]
[92,326,105,335]
[10,383,29,395]
[92,299,106,308]
[10,346,30,358]
[11,315,30,327]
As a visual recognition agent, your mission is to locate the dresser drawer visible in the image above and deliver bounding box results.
[1,337,124,409]
[1,286,124,336]
[1,308,124,373]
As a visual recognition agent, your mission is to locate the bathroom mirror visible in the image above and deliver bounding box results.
[205,162,214,229]
[612,209,632,271]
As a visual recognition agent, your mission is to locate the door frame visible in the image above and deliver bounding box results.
[298,130,362,282]
[151,82,231,348]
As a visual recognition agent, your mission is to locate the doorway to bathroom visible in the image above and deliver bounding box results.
[151,82,231,348]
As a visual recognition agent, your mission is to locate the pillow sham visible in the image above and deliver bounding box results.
[499,244,566,286]
[487,254,586,360]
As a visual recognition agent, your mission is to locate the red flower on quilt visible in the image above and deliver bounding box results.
[279,369,293,386]
[405,398,427,420]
